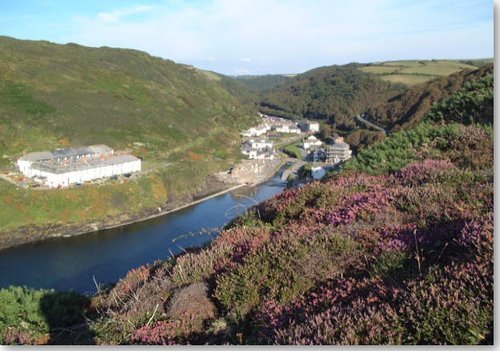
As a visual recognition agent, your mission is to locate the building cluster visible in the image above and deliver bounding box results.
[240,114,321,160]
[17,145,141,188]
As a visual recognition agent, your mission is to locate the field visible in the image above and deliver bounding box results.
[359,60,479,85]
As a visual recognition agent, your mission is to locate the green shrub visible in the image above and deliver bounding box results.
[0,286,90,345]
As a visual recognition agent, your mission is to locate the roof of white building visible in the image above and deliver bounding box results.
[31,154,140,174]
[19,145,114,162]
[329,143,350,150]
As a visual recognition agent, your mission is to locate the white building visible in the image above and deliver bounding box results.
[326,137,352,164]
[17,145,141,188]
[311,166,327,180]
[303,135,323,150]
[241,139,274,159]
[273,124,301,134]
[241,124,271,137]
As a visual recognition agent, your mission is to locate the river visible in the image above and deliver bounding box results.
[0,175,285,294]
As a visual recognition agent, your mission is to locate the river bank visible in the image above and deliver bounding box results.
[0,172,287,293]
[0,157,286,251]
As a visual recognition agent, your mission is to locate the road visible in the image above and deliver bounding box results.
[281,158,306,181]
[355,115,387,135]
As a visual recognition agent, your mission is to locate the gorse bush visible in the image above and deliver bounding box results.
[0,287,90,345]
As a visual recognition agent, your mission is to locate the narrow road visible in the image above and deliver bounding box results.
[281,158,306,181]
[355,115,387,135]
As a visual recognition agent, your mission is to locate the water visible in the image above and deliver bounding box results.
[0,176,285,294]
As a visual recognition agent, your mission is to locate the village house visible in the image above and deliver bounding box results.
[302,135,323,150]
[311,166,327,180]
[17,145,141,188]
[240,139,274,160]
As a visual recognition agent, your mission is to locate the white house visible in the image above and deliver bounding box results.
[311,166,326,180]
[240,139,273,159]
[303,135,323,150]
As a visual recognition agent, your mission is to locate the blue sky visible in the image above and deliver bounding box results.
[0,0,493,75]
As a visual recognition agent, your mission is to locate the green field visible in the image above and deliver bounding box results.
[359,60,480,85]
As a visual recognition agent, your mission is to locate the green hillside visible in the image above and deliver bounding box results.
[0,36,257,162]
[0,36,258,244]
[253,60,491,152]
[230,74,292,94]
[363,63,493,132]
[259,63,405,122]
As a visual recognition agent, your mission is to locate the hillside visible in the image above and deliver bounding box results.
[259,63,405,124]
[363,63,493,132]
[0,61,492,345]
[0,36,257,162]
[230,75,292,94]
[255,60,491,152]
[0,36,258,246]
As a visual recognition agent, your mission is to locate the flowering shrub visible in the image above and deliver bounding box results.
[131,321,179,345]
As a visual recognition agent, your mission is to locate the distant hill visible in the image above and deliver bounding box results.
[258,63,406,125]
[364,63,493,132]
[358,60,483,86]
[251,59,492,152]
[230,74,292,94]
[0,36,258,165]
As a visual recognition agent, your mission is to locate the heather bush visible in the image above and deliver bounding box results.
[262,213,493,345]
[166,282,217,329]
[215,231,360,319]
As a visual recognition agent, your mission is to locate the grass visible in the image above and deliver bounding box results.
[359,60,478,86]
[282,144,304,160]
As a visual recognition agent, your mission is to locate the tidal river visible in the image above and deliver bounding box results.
[0,175,285,294]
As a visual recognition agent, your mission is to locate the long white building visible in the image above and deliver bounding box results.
[17,145,141,188]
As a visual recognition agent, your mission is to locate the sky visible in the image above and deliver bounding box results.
[0,0,494,75]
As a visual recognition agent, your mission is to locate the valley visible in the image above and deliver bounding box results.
[0,35,493,346]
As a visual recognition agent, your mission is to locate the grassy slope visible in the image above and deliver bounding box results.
[358,60,479,85]
[0,36,258,235]
[1,65,491,345]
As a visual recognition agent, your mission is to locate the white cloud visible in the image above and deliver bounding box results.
[64,0,493,74]
[96,5,158,24]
